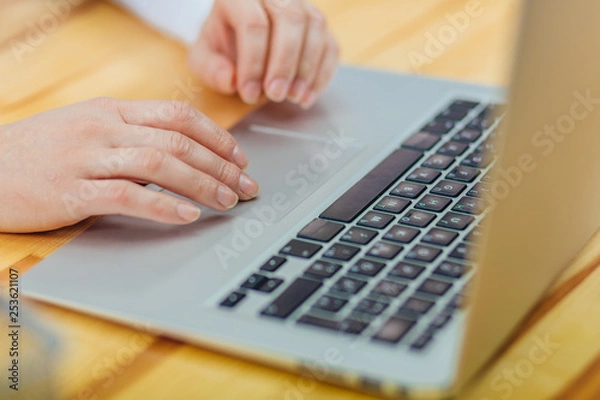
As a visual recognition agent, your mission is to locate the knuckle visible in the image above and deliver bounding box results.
[106,182,131,206]
[212,128,237,157]
[87,96,116,110]
[138,148,166,174]
[242,12,270,33]
[167,101,197,125]
[71,114,107,134]
[167,133,194,159]
[148,195,173,220]
[215,160,240,185]
[278,4,307,24]
[307,9,326,29]
[197,175,220,200]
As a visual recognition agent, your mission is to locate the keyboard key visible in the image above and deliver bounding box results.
[448,293,467,309]
[475,139,497,154]
[421,119,455,134]
[465,226,484,243]
[305,260,342,279]
[374,196,411,214]
[297,314,340,331]
[410,333,434,351]
[399,210,436,228]
[452,197,486,215]
[332,276,367,295]
[467,110,495,131]
[415,195,451,212]
[461,152,494,169]
[383,225,419,244]
[372,280,407,298]
[341,318,370,334]
[437,212,474,231]
[437,107,469,121]
[389,262,425,280]
[372,316,416,343]
[402,132,441,151]
[258,278,284,293]
[323,243,361,261]
[241,274,268,290]
[450,99,479,109]
[391,182,426,199]
[453,129,482,143]
[320,149,422,222]
[367,242,403,260]
[280,239,322,259]
[260,256,287,272]
[220,292,246,308]
[355,299,388,316]
[313,295,347,313]
[340,227,378,245]
[399,297,435,315]
[418,279,453,297]
[422,228,458,246]
[405,245,442,263]
[358,212,394,229]
[298,219,345,242]
[261,278,322,319]
[349,259,386,277]
[422,154,455,170]
[449,243,476,261]
[407,168,441,184]
[447,166,480,183]
[437,141,468,157]
[430,313,452,329]
[431,180,467,197]
[467,183,491,198]
[435,260,469,279]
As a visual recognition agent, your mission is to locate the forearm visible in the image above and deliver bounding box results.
[112,0,214,44]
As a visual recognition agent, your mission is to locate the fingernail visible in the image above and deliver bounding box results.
[301,91,319,109]
[241,81,262,104]
[267,79,291,102]
[239,173,260,199]
[289,80,309,104]
[233,145,249,169]
[177,203,201,222]
[217,185,239,209]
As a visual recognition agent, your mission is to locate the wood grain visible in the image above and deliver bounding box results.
[2,1,600,399]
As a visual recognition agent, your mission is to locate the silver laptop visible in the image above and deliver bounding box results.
[22,1,600,397]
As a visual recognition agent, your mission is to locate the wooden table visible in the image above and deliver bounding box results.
[2,0,600,398]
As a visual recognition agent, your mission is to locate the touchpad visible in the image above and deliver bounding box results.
[198,123,363,222]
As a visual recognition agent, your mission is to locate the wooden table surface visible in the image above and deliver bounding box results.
[2,0,600,399]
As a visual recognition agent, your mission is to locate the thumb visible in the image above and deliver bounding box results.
[189,38,237,95]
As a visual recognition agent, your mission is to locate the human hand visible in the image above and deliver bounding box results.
[189,0,340,108]
[0,98,259,233]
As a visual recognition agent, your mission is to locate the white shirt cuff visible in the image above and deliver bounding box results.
[113,0,214,45]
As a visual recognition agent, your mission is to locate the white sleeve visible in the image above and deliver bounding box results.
[113,0,214,45]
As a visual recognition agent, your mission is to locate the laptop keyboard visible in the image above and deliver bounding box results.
[219,99,503,350]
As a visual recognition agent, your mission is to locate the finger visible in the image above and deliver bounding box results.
[110,126,260,200]
[221,0,270,104]
[90,147,240,211]
[263,0,308,102]
[189,36,236,95]
[288,4,327,104]
[300,33,340,109]
[112,99,249,169]
[82,180,202,224]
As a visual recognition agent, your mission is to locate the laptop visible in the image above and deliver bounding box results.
[22,1,600,397]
